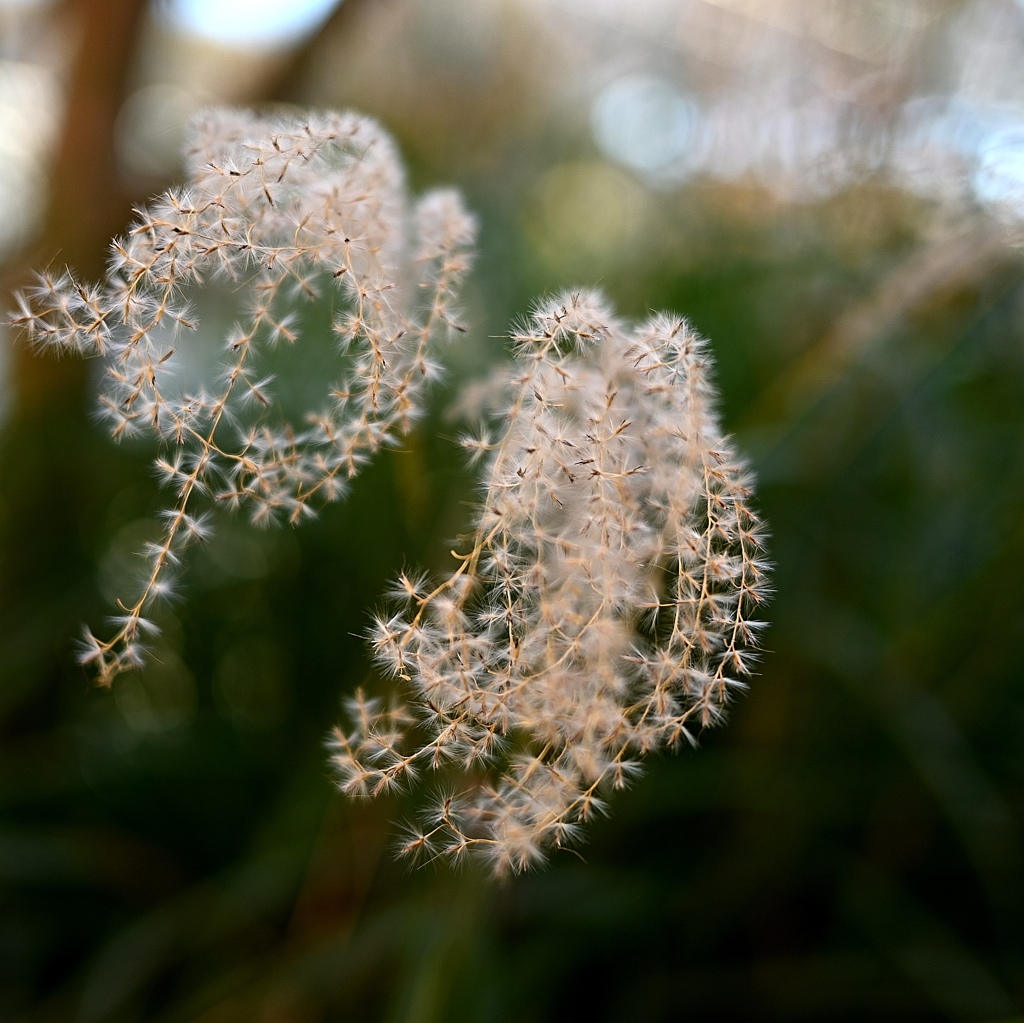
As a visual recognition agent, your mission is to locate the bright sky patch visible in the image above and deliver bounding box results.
[165,0,342,48]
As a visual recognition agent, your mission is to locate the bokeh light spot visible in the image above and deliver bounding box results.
[525,160,654,272]
[591,73,697,179]
[164,0,342,49]
[974,123,1024,216]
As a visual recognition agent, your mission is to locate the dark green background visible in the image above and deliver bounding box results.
[2,1,1023,1019]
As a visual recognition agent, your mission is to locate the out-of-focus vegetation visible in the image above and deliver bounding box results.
[1,0,1024,1019]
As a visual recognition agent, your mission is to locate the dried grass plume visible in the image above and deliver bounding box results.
[10,109,768,875]
[11,108,475,684]
[330,289,770,875]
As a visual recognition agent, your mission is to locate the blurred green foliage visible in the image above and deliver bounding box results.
[3,1,1024,1020]
[4,178,1023,1020]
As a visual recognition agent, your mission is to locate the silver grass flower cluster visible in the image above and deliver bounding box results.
[11,109,475,685]
[11,109,768,873]
[330,290,769,875]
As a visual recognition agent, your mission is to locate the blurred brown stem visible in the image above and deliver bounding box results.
[746,220,1013,430]
[6,0,149,412]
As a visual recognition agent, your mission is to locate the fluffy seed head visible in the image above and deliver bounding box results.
[330,290,770,876]
[9,108,475,686]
